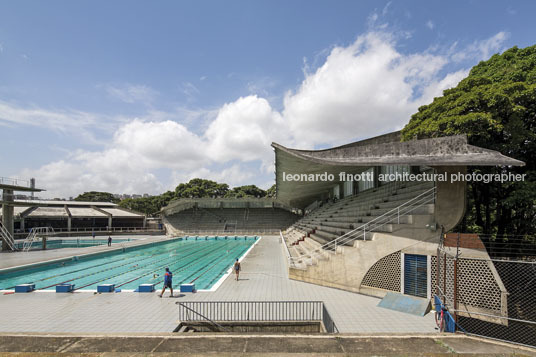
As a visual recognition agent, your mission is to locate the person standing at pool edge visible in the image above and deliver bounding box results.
[234,259,241,281]
[107,236,112,246]
[159,267,173,297]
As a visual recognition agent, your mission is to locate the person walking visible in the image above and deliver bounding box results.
[159,267,173,297]
[233,259,241,281]
[107,236,112,246]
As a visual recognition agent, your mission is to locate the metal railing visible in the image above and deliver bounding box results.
[176,301,338,333]
[0,176,32,188]
[322,304,339,333]
[288,187,435,267]
[176,303,232,332]
[178,229,281,235]
[280,230,291,261]
[51,227,162,233]
[22,227,55,252]
[0,222,17,251]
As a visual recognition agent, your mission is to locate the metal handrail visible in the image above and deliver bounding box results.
[0,176,31,188]
[288,187,436,267]
[176,300,337,333]
[176,302,232,332]
[22,227,56,252]
[280,230,291,261]
[0,222,17,251]
[50,227,163,233]
[178,229,282,235]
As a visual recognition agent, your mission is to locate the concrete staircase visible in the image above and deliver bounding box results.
[283,180,436,270]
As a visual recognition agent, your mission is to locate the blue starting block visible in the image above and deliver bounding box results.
[180,283,195,293]
[56,283,75,293]
[138,284,155,293]
[15,284,35,293]
[97,284,115,293]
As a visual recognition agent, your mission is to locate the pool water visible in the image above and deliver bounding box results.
[14,238,131,250]
[1,236,258,291]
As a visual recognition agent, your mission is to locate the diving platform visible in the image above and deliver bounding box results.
[1,177,45,251]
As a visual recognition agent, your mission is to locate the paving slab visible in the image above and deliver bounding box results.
[0,235,434,334]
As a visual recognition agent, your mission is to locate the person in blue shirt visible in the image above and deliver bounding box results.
[159,267,173,298]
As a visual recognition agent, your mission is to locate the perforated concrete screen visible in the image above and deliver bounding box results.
[361,251,401,292]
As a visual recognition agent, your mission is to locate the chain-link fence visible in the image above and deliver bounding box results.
[435,233,536,348]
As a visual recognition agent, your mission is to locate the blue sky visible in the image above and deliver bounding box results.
[1,1,535,198]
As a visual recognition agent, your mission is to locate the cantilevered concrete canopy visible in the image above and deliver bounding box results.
[272,132,525,208]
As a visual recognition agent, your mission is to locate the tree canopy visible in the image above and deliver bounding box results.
[225,185,266,198]
[175,178,229,198]
[402,45,536,238]
[74,191,119,203]
[114,178,275,216]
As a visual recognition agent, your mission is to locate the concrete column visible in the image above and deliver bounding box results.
[2,189,14,250]
[67,216,72,231]
[108,216,113,230]
[143,216,147,228]
[373,166,381,188]
[20,218,25,231]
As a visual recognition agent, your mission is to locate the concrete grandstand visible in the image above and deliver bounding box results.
[162,198,299,235]
[272,131,524,325]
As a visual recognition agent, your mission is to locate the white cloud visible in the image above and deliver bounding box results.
[452,32,509,62]
[180,82,200,101]
[426,20,434,30]
[0,100,119,143]
[105,84,157,104]
[283,32,453,146]
[205,95,289,165]
[20,120,208,198]
[14,29,487,199]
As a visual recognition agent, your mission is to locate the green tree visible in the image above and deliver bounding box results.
[118,190,176,216]
[401,45,536,238]
[266,184,276,198]
[175,178,229,198]
[74,191,119,203]
[225,185,267,198]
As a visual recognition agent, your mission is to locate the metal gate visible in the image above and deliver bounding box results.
[404,254,427,298]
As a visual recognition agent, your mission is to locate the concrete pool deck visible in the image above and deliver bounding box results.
[0,235,436,334]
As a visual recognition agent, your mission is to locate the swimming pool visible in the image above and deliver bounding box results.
[1,236,258,292]
[14,238,131,250]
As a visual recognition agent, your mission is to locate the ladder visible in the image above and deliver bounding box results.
[0,222,17,251]
[22,227,55,252]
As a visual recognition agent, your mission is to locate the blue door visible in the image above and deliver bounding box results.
[404,254,427,298]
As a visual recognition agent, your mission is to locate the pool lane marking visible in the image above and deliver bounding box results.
[3,239,190,289]
[36,240,213,290]
[200,236,262,292]
[32,242,192,290]
[169,242,247,288]
[114,240,239,289]
[189,244,249,285]
[75,240,238,290]
[67,240,226,291]
[116,240,244,289]
[149,241,247,289]
[201,246,250,288]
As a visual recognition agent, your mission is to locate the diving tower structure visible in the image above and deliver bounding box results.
[0,177,44,250]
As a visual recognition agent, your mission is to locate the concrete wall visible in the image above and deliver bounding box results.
[433,166,467,232]
[289,229,439,298]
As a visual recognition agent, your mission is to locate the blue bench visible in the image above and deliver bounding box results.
[15,284,35,293]
[56,283,75,293]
